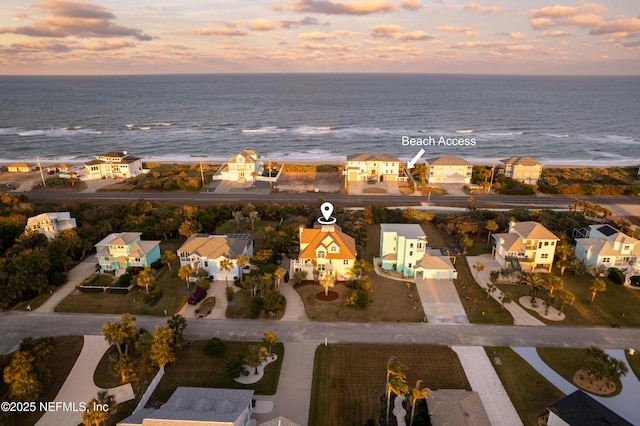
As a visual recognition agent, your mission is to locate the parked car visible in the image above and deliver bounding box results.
[188,288,207,305]
[275,253,283,265]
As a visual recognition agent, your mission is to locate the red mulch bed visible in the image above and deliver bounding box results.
[316,290,339,301]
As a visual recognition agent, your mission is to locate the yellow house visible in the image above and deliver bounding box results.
[425,156,473,184]
[500,157,543,185]
[7,163,31,172]
[492,221,559,272]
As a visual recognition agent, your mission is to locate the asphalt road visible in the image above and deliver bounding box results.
[24,190,638,210]
[1,312,639,354]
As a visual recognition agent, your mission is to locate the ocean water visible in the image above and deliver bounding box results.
[0,74,638,165]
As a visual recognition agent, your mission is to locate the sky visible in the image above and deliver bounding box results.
[1,0,639,75]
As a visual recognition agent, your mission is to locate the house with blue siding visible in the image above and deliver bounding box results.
[95,232,161,275]
[380,224,427,277]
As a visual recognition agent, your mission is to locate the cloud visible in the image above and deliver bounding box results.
[505,44,534,52]
[299,41,360,51]
[541,31,570,37]
[81,40,136,51]
[401,0,422,11]
[278,16,324,28]
[194,28,249,37]
[508,32,524,40]
[397,31,432,41]
[463,2,502,14]
[5,40,73,53]
[370,24,404,38]
[299,30,357,39]
[529,4,606,19]
[272,0,396,15]
[588,17,640,35]
[0,0,153,40]
[434,26,478,37]
[451,40,509,49]
[249,19,276,31]
[528,4,640,37]
[14,13,30,20]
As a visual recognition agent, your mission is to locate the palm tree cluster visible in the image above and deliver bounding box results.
[584,346,628,383]
[569,200,613,220]
[384,357,432,426]
[522,273,576,316]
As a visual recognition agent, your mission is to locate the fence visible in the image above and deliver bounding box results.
[133,365,165,414]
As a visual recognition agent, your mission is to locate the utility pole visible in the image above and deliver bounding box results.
[489,161,496,192]
[37,156,46,188]
[200,160,205,187]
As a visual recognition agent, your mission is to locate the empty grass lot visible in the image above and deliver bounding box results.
[149,340,284,403]
[485,347,565,426]
[55,259,187,316]
[0,336,84,426]
[497,268,640,327]
[309,344,470,426]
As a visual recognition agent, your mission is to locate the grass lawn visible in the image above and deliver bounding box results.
[421,222,448,248]
[497,268,640,327]
[296,274,424,322]
[308,344,470,426]
[485,347,565,426]
[0,336,84,426]
[625,351,640,381]
[454,256,513,324]
[537,348,623,397]
[13,291,52,311]
[149,340,284,403]
[55,258,187,316]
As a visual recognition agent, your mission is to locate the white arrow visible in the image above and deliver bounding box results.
[407,149,425,169]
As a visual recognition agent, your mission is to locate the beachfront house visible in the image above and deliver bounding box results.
[492,221,559,273]
[119,387,254,426]
[346,153,402,182]
[573,224,640,275]
[95,232,161,275]
[290,223,357,281]
[83,151,144,180]
[380,223,457,279]
[424,156,473,184]
[7,163,31,173]
[176,233,254,281]
[221,149,263,182]
[499,157,543,185]
[25,212,77,240]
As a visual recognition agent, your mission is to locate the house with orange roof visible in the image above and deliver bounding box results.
[492,221,559,273]
[221,149,263,182]
[95,232,160,275]
[290,223,357,281]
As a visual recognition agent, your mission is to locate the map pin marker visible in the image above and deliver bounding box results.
[321,202,334,221]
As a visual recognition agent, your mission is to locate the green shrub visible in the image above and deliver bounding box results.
[116,273,133,288]
[203,338,226,357]
[608,267,625,285]
[225,286,234,301]
[148,286,163,304]
[49,271,67,287]
[250,295,263,318]
[150,260,163,270]
[293,270,308,285]
[226,353,248,378]
[263,289,285,312]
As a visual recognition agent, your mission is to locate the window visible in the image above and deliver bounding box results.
[410,243,414,248]
[538,242,543,249]
[541,254,548,259]
[408,263,412,268]
[204,261,208,267]
[343,260,349,265]
[318,264,326,271]
[603,257,611,263]
[417,243,423,249]
[317,250,326,258]
[330,246,338,252]
[409,251,413,256]
[544,241,549,246]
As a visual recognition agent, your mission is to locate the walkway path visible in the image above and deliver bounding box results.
[466,255,544,326]
[36,335,134,426]
[452,346,523,426]
[253,342,317,426]
[35,254,98,313]
[512,347,640,424]
[280,282,309,321]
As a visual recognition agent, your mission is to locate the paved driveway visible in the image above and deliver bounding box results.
[415,277,469,324]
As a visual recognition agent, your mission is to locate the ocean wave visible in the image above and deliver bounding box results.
[487,132,524,136]
[544,133,569,138]
[455,129,474,134]
[241,126,286,134]
[293,126,336,135]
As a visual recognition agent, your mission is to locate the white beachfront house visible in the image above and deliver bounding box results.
[425,156,473,184]
[83,151,144,180]
[25,212,77,240]
[120,387,254,426]
[499,156,543,185]
[177,233,254,281]
[379,223,457,279]
[221,149,263,182]
[573,224,640,277]
[95,232,161,275]
[492,221,559,273]
[290,224,356,281]
[346,153,402,182]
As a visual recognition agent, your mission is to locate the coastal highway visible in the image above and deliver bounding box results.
[23,190,638,211]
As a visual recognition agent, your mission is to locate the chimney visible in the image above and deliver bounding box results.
[299,225,304,242]
[508,221,516,233]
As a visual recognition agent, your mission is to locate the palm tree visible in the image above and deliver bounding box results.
[135,266,155,302]
[590,278,607,303]
[386,375,409,423]
[556,288,575,314]
[500,292,512,310]
[347,259,374,280]
[485,220,498,244]
[248,210,260,231]
[237,254,250,281]
[472,261,485,280]
[82,390,115,426]
[385,357,406,422]
[485,282,497,299]
[408,380,433,426]
[544,275,564,296]
[523,273,544,299]
[219,258,234,288]
[319,272,336,296]
[161,250,177,272]
[232,211,245,232]
[178,264,193,288]
[274,267,286,290]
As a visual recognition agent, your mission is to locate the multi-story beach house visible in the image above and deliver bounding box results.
[176,233,254,281]
[290,223,356,281]
[424,156,473,184]
[499,157,543,185]
[379,223,457,279]
[573,224,640,274]
[346,154,402,182]
[83,151,144,180]
[221,149,263,182]
[95,232,161,275]
[492,221,559,273]
[25,212,77,240]
[7,163,31,173]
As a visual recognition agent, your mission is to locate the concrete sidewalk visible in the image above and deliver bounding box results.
[466,255,544,326]
[253,342,317,426]
[513,347,640,424]
[452,346,523,426]
[280,282,309,321]
[35,255,98,314]
[36,335,134,426]
[415,277,469,324]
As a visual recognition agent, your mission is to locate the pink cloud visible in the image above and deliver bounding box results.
[401,0,422,11]
[273,0,395,15]
[250,19,276,31]
[434,26,478,37]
